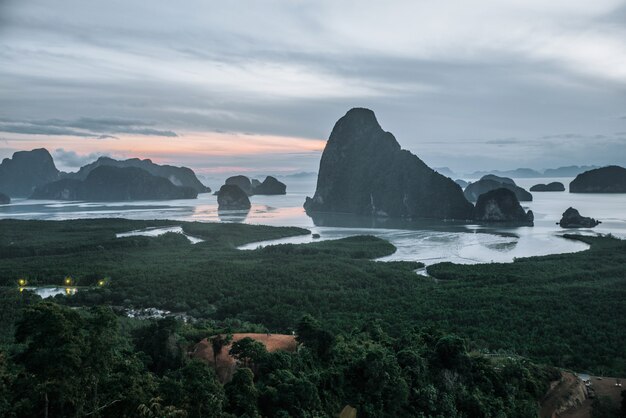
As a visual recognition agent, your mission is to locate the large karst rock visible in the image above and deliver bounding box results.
[0,192,10,205]
[481,174,515,185]
[67,156,210,193]
[225,175,254,195]
[464,176,532,202]
[0,148,60,197]
[304,108,473,219]
[31,166,197,201]
[254,176,286,195]
[473,188,534,224]
[530,182,565,192]
[217,184,251,210]
[569,166,626,193]
[224,175,287,196]
[558,207,600,228]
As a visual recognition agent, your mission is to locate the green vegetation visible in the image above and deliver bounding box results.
[426,234,626,375]
[0,302,558,417]
[0,219,624,416]
[0,220,625,374]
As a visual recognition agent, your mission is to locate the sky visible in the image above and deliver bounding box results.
[1,0,625,176]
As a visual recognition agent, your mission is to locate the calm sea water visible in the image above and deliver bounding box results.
[2,176,624,265]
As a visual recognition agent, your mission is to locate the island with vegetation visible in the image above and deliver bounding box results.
[570,166,626,193]
[31,166,198,201]
[530,182,565,192]
[464,175,533,202]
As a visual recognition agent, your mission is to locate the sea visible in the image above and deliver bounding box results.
[2,176,625,265]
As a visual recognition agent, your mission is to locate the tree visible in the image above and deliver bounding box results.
[133,317,185,375]
[137,397,187,418]
[160,361,225,418]
[0,352,14,417]
[434,335,468,371]
[14,302,86,417]
[229,338,267,369]
[81,306,121,417]
[14,302,154,418]
[210,333,233,365]
[295,315,335,359]
[591,396,620,418]
[258,369,322,417]
[225,368,259,417]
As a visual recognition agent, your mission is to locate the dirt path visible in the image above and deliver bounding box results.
[541,372,624,418]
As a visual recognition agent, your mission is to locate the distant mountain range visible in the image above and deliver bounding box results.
[32,165,198,201]
[447,165,601,179]
[280,172,317,179]
[0,148,209,200]
[64,156,210,193]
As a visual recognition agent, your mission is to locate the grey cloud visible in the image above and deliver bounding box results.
[484,138,520,145]
[53,148,110,168]
[0,122,96,137]
[541,133,612,140]
[0,117,177,138]
[0,1,624,173]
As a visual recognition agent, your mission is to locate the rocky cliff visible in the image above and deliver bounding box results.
[530,182,565,192]
[254,176,286,195]
[0,148,60,197]
[473,188,533,224]
[304,108,473,220]
[464,176,532,202]
[67,156,210,193]
[31,166,197,201]
[225,175,254,195]
[558,207,600,228]
[569,165,626,193]
[217,184,251,210]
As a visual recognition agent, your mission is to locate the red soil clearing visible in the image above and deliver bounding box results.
[192,333,297,382]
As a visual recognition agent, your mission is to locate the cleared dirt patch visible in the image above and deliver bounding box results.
[541,372,624,418]
[192,333,297,382]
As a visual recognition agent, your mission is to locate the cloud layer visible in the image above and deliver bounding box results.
[0,0,625,173]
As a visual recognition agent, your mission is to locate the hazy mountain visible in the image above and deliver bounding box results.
[280,172,317,179]
[65,156,210,193]
[433,167,456,177]
[32,165,197,201]
[544,165,599,177]
[466,168,542,179]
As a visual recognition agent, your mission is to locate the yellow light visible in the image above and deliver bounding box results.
[18,279,26,286]
[65,277,72,285]
[98,280,105,286]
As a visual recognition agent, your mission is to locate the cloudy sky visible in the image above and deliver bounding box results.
[1,0,625,175]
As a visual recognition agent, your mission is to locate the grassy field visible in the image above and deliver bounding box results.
[0,219,624,375]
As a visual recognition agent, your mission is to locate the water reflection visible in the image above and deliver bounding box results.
[2,175,625,265]
[20,287,79,298]
[116,226,204,244]
[218,208,250,223]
